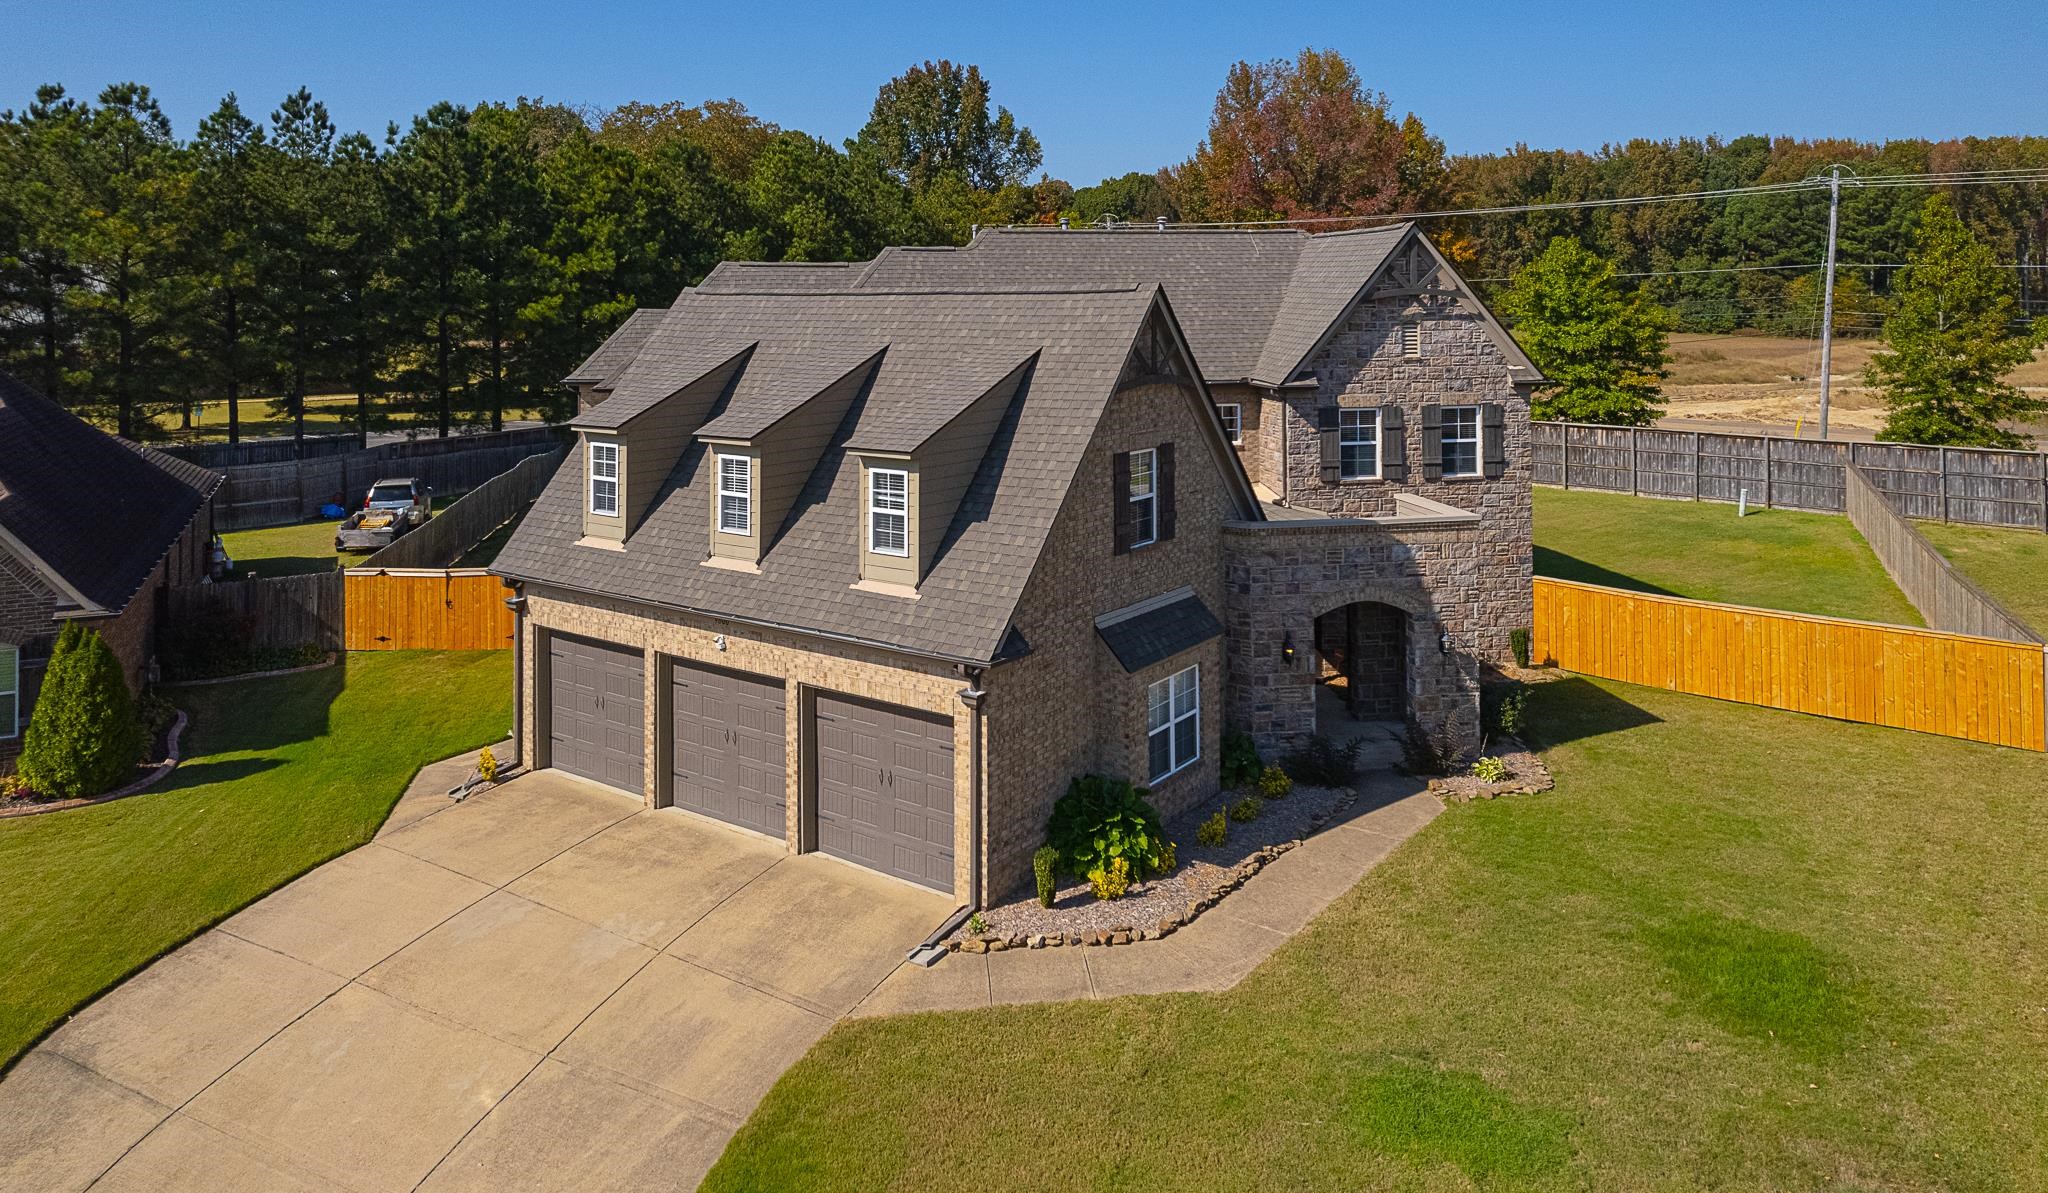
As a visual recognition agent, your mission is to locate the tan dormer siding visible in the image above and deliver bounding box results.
[912,369,1020,580]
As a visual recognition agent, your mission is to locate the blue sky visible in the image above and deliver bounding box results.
[5,0,2043,182]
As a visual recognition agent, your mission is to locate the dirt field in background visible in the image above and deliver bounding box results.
[1657,334,2048,438]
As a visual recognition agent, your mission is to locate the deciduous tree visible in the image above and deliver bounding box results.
[1499,238,1673,426]
[856,61,1041,194]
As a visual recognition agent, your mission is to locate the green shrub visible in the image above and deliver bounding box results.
[1229,794,1264,823]
[1400,723,1452,776]
[1510,627,1532,669]
[1157,839,1177,874]
[1196,808,1228,847]
[1255,764,1293,800]
[1033,844,1059,908]
[135,690,177,741]
[1046,775,1169,879]
[1220,729,1262,788]
[1088,856,1130,901]
[1484,682,1530,739]
[965,911,988,935]
[1282,735,1363,786]
[1472,756,1511,783]
[17,622,142,799]
[478,745,499,784]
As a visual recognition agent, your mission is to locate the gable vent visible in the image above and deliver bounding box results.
[1400,322,1422,358]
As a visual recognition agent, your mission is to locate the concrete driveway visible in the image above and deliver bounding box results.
[0,769,951,1192]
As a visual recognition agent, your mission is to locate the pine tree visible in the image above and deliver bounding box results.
[1870,195,2046,447]
[16,622,142,798]
[1498,238,1673,426]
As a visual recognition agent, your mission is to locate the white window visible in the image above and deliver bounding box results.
[1128,448,1157,548]
[1217,403,1242,444]
[868,467,909,556]
[1441,405,1481,477]
[0,645,17,740]
[1146,664,1200,782]
[1339,409,1379,480]
[1401,322,1422,358]
[716,453,751,535]
[588,441,619,516]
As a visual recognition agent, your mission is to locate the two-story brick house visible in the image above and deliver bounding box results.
[491,223,1539,905]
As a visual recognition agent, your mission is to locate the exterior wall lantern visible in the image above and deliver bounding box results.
[1438,628,1452,655]
[1281,632,1296,666]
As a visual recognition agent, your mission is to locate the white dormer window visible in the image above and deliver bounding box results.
[717,453,752,535]
[1128,448,1157,548]
[588,441,619,516]
[869,468,909,556]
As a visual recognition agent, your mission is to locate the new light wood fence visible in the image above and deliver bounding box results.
[342,570,512,651]
[1532,577,2047,751]
[1532,422,2048,531]
[1844,465,2044,644]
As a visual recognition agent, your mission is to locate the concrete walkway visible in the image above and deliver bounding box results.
[0,759,950,1193]
[852,759,1439,1016]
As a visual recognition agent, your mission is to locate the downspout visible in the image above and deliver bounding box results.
[909,663,987,966]
[501,577,526,773]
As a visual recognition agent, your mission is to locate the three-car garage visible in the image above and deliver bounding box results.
[540,629,958,895]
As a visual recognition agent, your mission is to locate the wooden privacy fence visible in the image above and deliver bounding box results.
[1532,421,2048,531]
[1532,577,2047,751]
[343,570,512,651]
[212,426,565,531]
[164,572,345,651]
[1844,465,2044,644]
[360,449,562,570]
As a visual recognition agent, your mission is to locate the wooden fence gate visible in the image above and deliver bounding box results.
[1532,577,2047,751]
[342,570,512,651]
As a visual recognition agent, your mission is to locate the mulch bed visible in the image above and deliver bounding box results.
[1428,736,1553,803]
[954,781,1355,949]
[0,711,189,819]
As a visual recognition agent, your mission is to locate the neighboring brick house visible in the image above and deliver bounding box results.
[493,223,1538,904]
[0,372,224,770]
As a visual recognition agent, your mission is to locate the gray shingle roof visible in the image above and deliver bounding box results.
[1095,591,1223,673]
[0,371,223,614]
[844,352,1036,455]
[695,344,886,441]
[495,285,1226,664]
[562,308,666,386]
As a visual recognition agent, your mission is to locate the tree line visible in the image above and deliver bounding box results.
[4,50,2045,446]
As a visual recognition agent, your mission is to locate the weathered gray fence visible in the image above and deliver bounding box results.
[165,571,346,652]
[358,449,562,570]
[214,427,566,531]
[161,434,361,468]
[1844,466,2044,643]
[1533,422,2048,532]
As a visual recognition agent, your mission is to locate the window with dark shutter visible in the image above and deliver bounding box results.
[1380,405,1407,482]
[1112,451,1134,554]
[1420,404,1444,481]
[1317,406,1341,485]
[1156,442,1177,542]
[1482,403,1507,478]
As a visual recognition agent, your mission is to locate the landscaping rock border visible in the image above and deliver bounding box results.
[0,711,189,819]
[1428,737,1554,803]
[948,785,1360,954]
[159,651,338,688]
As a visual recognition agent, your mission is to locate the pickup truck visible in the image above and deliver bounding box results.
[334,477,434,552]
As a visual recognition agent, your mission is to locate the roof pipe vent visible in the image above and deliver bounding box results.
[1058,217,1069,230]
[1155,215,1167,233]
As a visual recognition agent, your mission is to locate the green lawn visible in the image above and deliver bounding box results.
[0,650,510,1070]
[707,679,2048,1192]
[1917,521,2048,636]
[221,497,463,578]
[1535,487,1922,625]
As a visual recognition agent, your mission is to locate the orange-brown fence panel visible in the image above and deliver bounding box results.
[1532,577,2047,751]
[343,569,512,651]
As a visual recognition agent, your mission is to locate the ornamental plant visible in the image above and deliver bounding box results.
[1087,856,1130,901]
[1196,808,1228,847]
[1219,729,1262,789]
[478,745,499,784]
[1472,756,1512,784]
[1033,844,1059,908]
[1255,764,1293,800]
[16,622,142,799]
[1046,775,1169,879]
[1229,794,1264,824]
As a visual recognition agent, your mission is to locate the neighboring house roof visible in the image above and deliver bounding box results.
[495,285,1257,665]
[562,308,668,387]
[698,223,1539,387]
[0,371,223,615]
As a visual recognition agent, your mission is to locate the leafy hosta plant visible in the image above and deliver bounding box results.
[1047,775,1169,880]
[1472,756,1512,784]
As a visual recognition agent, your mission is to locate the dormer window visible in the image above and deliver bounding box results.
[1128,448,1157,548]
[868,468,909,556]
[588,441,619,516]
[717,453,752,535]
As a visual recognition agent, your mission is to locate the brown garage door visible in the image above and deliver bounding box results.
[814,693,954,892]
[548,633,644,794]
[670,660,786,837]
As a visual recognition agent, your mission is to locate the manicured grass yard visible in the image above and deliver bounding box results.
[1917,520,2048,636]
[1535,486,1923,624]
[707,679,2048,1191]
[220,517,351,579]
[0,650,510,1070]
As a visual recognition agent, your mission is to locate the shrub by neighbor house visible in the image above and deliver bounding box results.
[15,622,142,798]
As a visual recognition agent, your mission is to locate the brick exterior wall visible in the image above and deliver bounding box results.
[0,552,59,768]
[1274,290,1535,670]
[983,378,1232,900]
[516,585,981,899]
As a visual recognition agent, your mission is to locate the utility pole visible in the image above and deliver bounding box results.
[1816,164,1843,440]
